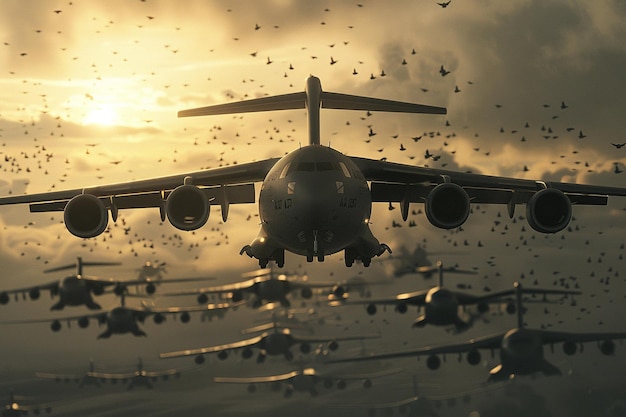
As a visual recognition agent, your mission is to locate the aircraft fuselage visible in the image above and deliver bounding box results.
[256,145,373,261]
[54,276,101,309]
[423,288,461,325]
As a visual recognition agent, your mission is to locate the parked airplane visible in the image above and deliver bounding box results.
[163,267,375,307]
[1,76,625,268]
[36,358,181,389]
[2,390,51,416]
[160,322,379,364]
[0,257,213,310]
[0,294,237,338]
[213,366,399,397]
[329,282,626,382]
[332,262,580,331]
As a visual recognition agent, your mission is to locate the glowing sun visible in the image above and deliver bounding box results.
[83,106,119,126]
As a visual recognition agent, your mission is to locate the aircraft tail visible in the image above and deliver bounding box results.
[178,75,446,146]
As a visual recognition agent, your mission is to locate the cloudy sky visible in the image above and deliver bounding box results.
[1,0,625,416]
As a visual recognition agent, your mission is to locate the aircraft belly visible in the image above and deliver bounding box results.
[259,177,371,256]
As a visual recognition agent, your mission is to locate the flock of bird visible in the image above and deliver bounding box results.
[1,1,625,416]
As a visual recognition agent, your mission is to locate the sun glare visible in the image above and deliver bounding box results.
[83,106,119,126]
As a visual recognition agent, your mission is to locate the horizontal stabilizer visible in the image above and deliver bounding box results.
[178,92,306,117]
[321,92,447,115]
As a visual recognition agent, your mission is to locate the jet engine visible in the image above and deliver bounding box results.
[600,340,615,355]
[78,316,90,328]
[241,347,254,359]
[51,320,62,332]
[395,302,408,314]
[29,288,41,300]
[424,183,471,229]
[64,194,108,238]
[563,341,577,355]
[0,292,8,304]
[366,303,377,315]
[300,287,313,299]
[466,349,481,365]
[526,188,572,233]
[332,284,347,299]
[426,354,441,370]
[165,185,210,231]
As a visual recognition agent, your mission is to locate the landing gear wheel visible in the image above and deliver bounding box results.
[274,249,285,268]
[344,249,355,267]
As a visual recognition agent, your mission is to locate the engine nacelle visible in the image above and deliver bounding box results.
[467,349,481,365]
[395,302,408,314]
[166,185,210,231]
[29,288,41,300]
[242,347,254,359]
[0,292,8,305]
[51,320,62,332]
[78,317,90,328]
[197,293,209,304]
[64,194,109,238]
[300,342,311,354]
[153,313,165,324]
[332,285,347,299]
[180,312,191,323]
[600,339,615,356]
[362,379,372,389]
[194,354,205,365]
[366,304,377,315]
[563,341,577,355]
[231,290,244,303]
[476,302,489,314]
[424,183,470,229]
[426,354,441,370]
[300,287,313,299]
[145,283,156,295]
[526,188,572,233]
[328,340,339,351]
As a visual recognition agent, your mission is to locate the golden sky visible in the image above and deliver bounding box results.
[1,1,625,416]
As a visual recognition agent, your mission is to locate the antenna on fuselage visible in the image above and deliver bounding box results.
[177,76,446,147]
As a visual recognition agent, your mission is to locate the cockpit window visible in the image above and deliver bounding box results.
[316,161,333,171]
[279,162,291,179]
[338,162,351,178]
[297,162,315,171]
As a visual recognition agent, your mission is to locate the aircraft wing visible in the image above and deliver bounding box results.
[160,334,265,359]
[353,156,626,206]
[329,333,504,363]
[330,290,428,307]
[129,301,240,319]
[0,280,59,301]
[35,371,85,382]
[538,329,626,345]
[0,158,279,211]
[86,371,136,380]
[161,278,260,296]
[293,332,380,344]
[214,369,302,384]
[85,368,179,379]
[0,311,107,325]
[455,287,581,305]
